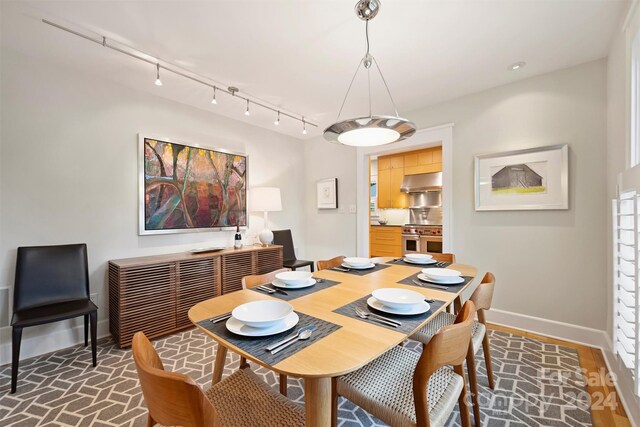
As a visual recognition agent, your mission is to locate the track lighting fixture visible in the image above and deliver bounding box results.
[302,118,307,135]
[154,63,162,86]
[244,99,251,116]
[274,111,280,126]
[211,86,217,104]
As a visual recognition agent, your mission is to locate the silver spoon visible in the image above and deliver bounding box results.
[270,329,313,354]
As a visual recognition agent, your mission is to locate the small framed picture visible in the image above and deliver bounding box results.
[317,178,338,209]
[474,144,568,211]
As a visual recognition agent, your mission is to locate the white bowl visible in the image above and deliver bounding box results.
[275,271,313,286]
[404,254,433,262]
[343,257,372,267]
[421,268,462,283]
[231,300,293,328]
[371,288,424,310]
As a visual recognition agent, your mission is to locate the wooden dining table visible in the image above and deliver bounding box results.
[188,257,479,427]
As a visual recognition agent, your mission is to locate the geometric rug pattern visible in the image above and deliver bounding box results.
[0,328,593,426]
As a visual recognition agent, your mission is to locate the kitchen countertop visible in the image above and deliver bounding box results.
[370,224,403,227]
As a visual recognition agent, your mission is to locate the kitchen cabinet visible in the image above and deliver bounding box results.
[369,226,402,257]
[404,147,442,175]
[377,154,407,208]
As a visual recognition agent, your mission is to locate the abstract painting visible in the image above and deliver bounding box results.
[475,144,568,211]
[139,136,247,234]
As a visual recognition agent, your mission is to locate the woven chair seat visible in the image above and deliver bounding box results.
[410,312,485,351]
[206,368,305,427]
[336,345,463,427]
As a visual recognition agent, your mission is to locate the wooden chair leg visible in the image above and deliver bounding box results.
[89,311,97,367]
[84,314,89,346]
[482,332,495,389]
[239,356,249,369]
[212,346,228,386]
[279,374,288,396]
[454,364,472,427]
[331,377,338,427]
[466,342,481,426]
[146,413,155,427]
[11,326,23,394]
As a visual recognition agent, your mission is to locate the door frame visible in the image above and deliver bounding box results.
[355,123,454,256]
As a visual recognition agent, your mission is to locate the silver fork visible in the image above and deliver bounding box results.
[255,285,276,294]
[354,307,401,327]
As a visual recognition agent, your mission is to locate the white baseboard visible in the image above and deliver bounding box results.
[486,308,639,427]
[486,308,609,349]
[0,319,110,366]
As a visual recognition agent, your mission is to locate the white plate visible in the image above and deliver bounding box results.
[232,300,293,328]
[403,257,437,265]
[417,273,465,285]
[226,312,299,337]
[343,257,372,267]
[404,253,433,262]
[367,297,430,316]
[272,278,316,289]
[421,268,462,283]
[342,262,376,270]
[275,271,313,286]
[372,288,425,309]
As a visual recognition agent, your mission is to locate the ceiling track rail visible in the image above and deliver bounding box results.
[41,18,318,129]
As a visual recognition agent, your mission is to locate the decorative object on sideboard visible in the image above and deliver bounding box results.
[251,187,282,246]
[323,0,416,146]
[139,135,247,235]
[317,178,338,209]
[474,144,568,211]
[234,224,243,249]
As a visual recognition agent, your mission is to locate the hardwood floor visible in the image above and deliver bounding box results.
[488,323,631,427]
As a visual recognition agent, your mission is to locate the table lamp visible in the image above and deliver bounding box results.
[250,187,282,246]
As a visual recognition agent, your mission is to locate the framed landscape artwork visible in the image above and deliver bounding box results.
[317,178,338,209]
[474,144,568,211]
[139,135,247,235]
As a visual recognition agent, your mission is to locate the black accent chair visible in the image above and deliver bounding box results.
[11,243,98,394]
[272,230,314,272]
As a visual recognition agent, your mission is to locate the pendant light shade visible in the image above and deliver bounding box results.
[324,0,415,147]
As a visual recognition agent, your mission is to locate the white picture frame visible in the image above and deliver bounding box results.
[474,144,568,211]
[317,178,338,209]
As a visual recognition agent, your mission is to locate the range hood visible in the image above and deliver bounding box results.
[401,172,442,193]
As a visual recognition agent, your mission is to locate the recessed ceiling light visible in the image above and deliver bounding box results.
[508,61,526,71]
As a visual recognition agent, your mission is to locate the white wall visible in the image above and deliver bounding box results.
[303,138,357,260]
[0,48,307,363]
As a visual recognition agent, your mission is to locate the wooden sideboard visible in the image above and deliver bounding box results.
[108,245,283,347]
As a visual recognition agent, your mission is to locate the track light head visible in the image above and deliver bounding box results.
[244,99,250,116]
[155,63,162,86]
[211,87,217,104]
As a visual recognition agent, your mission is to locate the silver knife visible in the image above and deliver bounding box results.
[367,312,402,326]
[332,267,350,272]
[412,279,449,290]
[265,325,316,351]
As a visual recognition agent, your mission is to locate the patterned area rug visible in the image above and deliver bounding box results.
[0,328,593,426]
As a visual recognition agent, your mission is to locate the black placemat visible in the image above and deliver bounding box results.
[333,295,446,333]
[385,259,452,268]
[249,278,341,301]
[197,312,341,365]
[329,263,391,276]
[397,271,474,293]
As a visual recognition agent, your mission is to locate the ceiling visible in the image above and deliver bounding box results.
[1,0,628,139]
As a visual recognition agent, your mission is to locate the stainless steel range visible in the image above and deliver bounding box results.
[401,224,443,255]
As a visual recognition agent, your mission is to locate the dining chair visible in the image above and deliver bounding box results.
[333,301,476,427]
[316,255,345,271]
[241,268,291,396]
[273,229,314,271]
[429,252,456,263]
[132,332,305,427]
[11,243,98,394]
[409,272,496,425]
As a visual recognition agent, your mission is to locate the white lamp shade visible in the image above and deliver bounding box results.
[250,187,282,212]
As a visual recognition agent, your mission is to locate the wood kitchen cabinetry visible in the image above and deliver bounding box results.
[403,147,442,175]
[377,154,408,208]
[108,245,282,347]
[370,226,403,257]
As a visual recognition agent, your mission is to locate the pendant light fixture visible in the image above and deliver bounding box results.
[324,0,415,146]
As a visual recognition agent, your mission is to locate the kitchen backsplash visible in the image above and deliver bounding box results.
[372,209,409,225]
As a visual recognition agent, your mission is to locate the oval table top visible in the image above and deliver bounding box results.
[188,259,479,378]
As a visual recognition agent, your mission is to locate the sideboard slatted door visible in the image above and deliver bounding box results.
[256,247,284,274]
[222,252,254,293]
[176,257,220,328]
[113,263,176,347]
